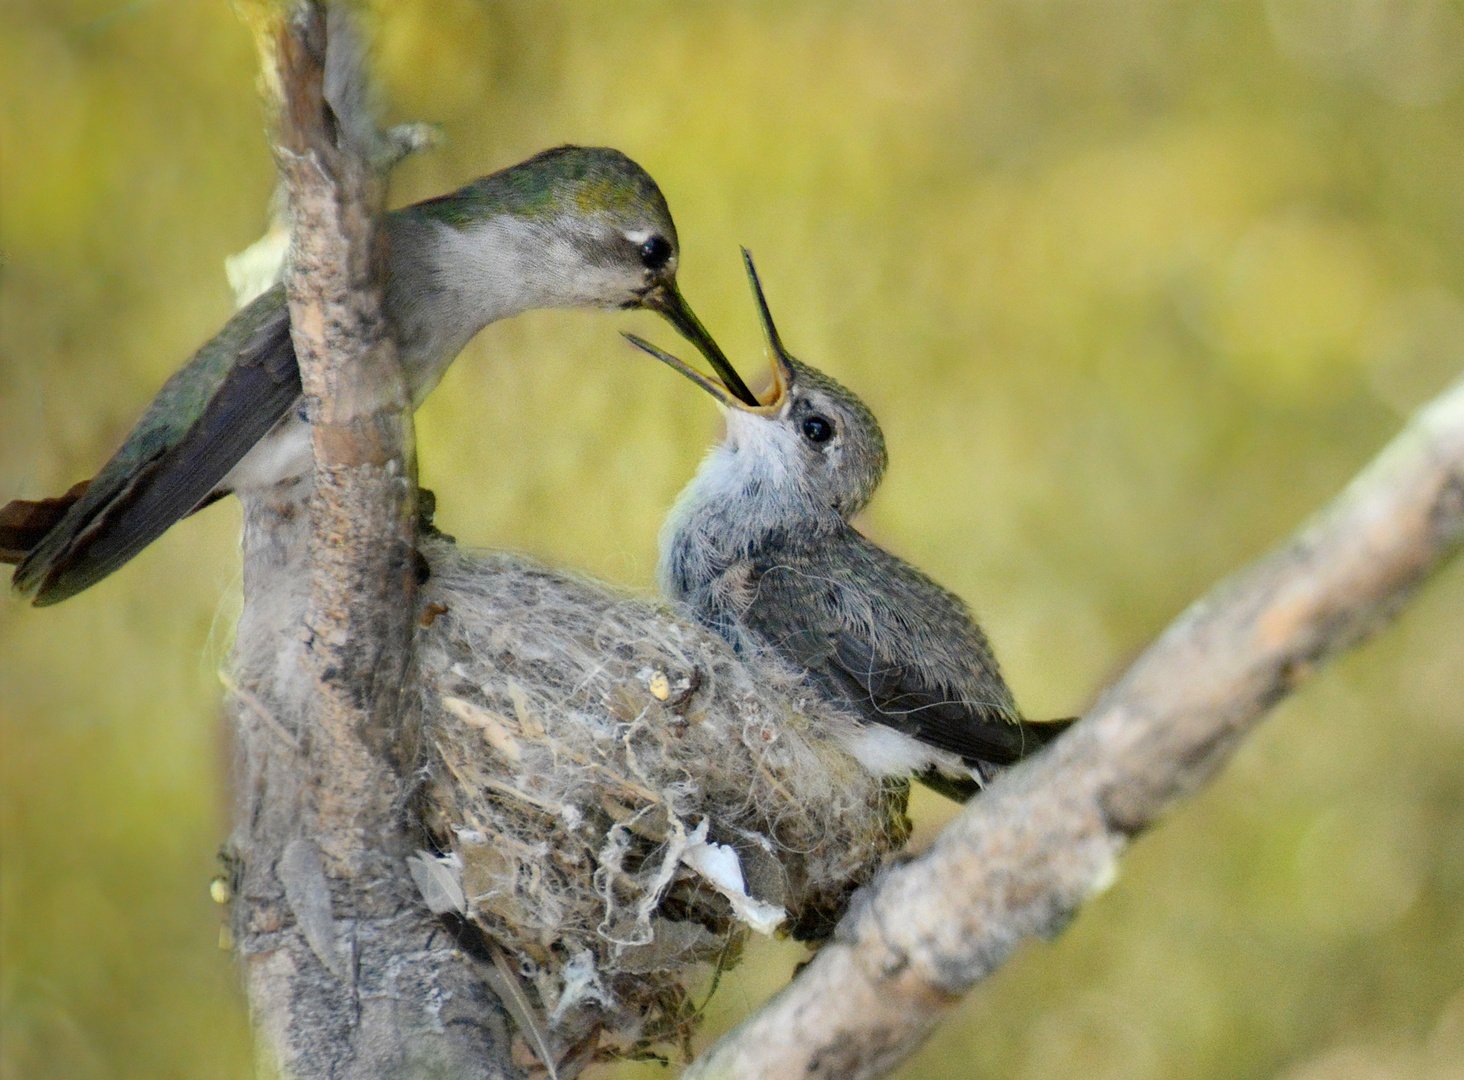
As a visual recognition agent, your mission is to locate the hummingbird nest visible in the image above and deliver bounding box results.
[411,539,910,1063]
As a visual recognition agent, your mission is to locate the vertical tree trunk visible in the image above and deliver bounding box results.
[223,6,513,1076]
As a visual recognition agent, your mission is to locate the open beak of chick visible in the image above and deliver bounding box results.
[626,249,793,414]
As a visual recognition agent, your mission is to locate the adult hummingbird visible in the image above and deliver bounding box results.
[626,251,1070,800]
[0,145,757,606]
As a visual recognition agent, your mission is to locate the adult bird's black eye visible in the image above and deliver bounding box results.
[640,235,673,270]
[801,415,834,444]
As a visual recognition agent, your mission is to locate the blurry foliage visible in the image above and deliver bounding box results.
[2,1,1463,1078]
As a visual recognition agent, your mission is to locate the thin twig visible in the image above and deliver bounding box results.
[220,671,301,751]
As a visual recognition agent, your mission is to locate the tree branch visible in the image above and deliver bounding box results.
[220,8,1464,1078]
[226,5,508,1076]
[273,0,412,873]
[685,375,1464,1080]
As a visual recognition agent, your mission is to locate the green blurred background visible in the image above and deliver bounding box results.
[4,1,1464,1077]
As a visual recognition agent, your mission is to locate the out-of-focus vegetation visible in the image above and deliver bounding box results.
[3,1,1464,1078]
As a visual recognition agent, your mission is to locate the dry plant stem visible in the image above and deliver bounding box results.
[230,5,509,1076]
[686,376,1464,1080]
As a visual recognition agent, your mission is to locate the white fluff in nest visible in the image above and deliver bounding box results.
[678,820,787,935]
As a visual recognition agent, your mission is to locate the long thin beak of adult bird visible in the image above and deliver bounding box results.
[642,281,761,407]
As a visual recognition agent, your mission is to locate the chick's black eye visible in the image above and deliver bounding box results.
[639,235,673,270]
[801,415,834,444]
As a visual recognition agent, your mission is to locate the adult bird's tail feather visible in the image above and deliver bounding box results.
[0,481,91,565]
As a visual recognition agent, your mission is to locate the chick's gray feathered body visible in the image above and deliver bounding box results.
[641,254,1067,793]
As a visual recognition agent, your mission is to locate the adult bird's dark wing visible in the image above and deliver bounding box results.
[743,531,1067,767]
[6,286,300,605]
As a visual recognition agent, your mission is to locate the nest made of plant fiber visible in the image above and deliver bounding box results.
[412,540,911,1062]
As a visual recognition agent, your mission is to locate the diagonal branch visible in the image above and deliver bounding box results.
[685,375,1464,1080]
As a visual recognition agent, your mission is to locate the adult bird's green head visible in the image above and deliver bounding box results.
[2,144,752,607]
[398,145,758,405]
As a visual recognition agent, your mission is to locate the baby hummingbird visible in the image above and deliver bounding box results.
[626,251,1070,800]
[1,145,755,606]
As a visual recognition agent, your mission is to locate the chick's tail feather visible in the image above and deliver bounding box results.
[1027,715,1078,743]
[918,715,1078,804]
